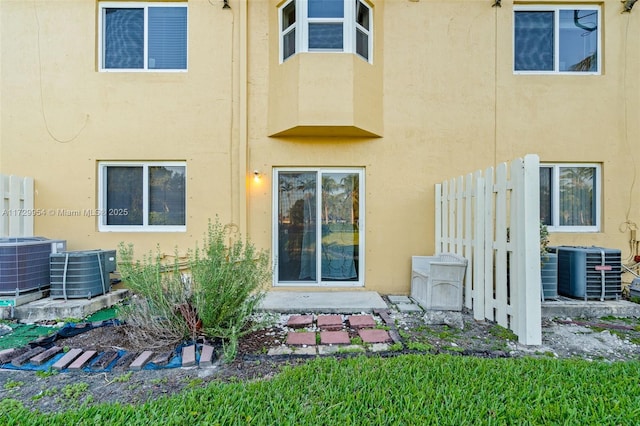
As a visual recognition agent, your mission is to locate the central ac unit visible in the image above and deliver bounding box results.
[556,246,621,301]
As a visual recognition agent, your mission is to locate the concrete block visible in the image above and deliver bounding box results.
[267,346,293,356]
[397,303,423,313]
[291,346,317,356]
[258,291,387,313]
[387,295,412,304]
[423,310,465,329]
[370,343,390,352]
[13,289,129,323]
[317,345,341,355]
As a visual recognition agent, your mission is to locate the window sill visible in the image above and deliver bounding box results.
[98,226,186,233]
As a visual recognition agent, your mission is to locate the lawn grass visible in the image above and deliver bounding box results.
[2,354,639,425]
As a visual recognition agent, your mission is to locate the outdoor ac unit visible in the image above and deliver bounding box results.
[49,250,116,300]
[556,246,621,301]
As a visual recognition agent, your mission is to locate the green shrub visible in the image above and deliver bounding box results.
[117,244,193,347]
[117,218,271,360]
[190,220,271,361]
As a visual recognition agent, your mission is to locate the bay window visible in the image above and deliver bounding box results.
[279,0,373,63]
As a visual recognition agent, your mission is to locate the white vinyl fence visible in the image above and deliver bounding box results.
[435,154,541,345]
[0,174,35,238]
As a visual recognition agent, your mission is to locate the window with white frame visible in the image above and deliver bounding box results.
[98,162,186,232]
[514,5,600,74]
[540,164,600,232]
[99,2,188,71]
[279,0,373,63]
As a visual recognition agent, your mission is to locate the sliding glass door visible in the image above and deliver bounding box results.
[274,168,364,286]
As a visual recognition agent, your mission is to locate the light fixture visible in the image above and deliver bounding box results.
[253,170,261,182]
[223,0,231,9]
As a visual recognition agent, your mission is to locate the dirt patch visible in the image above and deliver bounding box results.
[1,309,639,414]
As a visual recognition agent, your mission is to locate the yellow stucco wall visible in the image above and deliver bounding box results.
[0,0,239,258]
[1,0,639,294]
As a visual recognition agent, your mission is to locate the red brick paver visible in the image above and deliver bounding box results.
[200,344,215,367]
[52,348,83,370]
[68,350,97,370]
[348,315,377,329]
[0,348,16,364]
[151,351,174,367]
[286,331,316,346]
[317,315,343,330]
[131,350,154,370]
[320,331,350,345]
[358,329,392,344]
[181,345,196,367]
[286,315,314,328]
[374,309,395,326]
[31,346,63,365]
[113,352,138,371]
[92,350,119,370]
[11,346,45,367]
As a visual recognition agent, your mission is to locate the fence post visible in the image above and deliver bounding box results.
[515,155,541,345]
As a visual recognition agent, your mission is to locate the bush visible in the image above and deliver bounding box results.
[190,220,271,360]
[117,219,271,360]
[117,245,192,349]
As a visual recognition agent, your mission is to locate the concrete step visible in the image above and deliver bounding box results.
[258,291,387,313]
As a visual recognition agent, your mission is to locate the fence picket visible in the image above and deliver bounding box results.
[494,163,509,328]
[441,180,449,254]
[1,174,35,238]
[472,172,485,320]
[463,173,473,309]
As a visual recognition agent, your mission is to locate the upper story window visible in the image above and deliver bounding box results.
[98,162,186,232]
[540,164,601,232]
[514,5,600,74]
[99,2,188,72]
[279,0,373,63]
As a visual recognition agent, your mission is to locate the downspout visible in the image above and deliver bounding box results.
[238,0,248,235]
